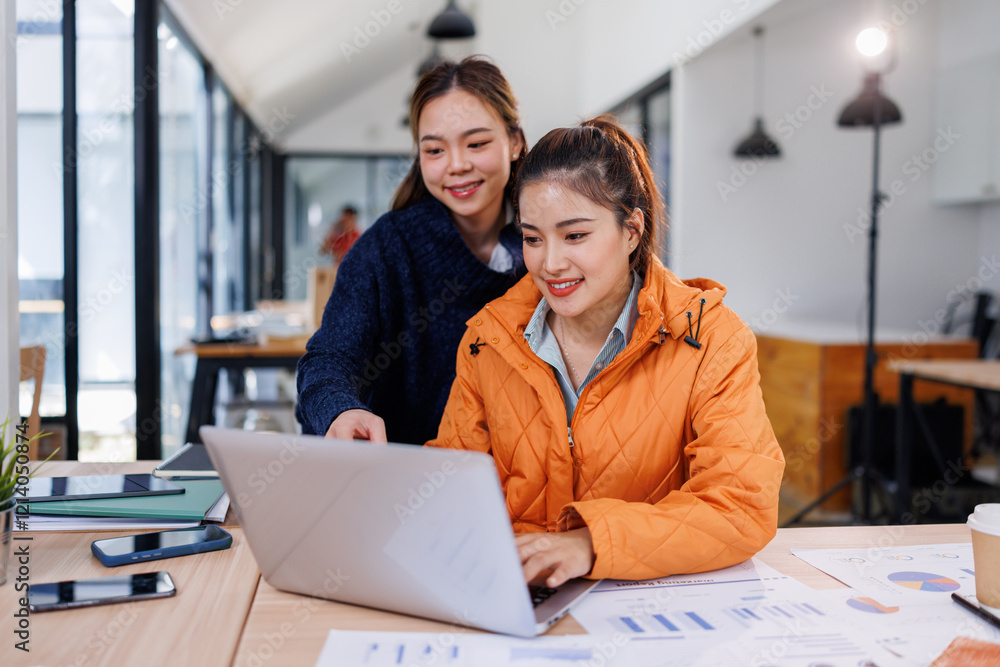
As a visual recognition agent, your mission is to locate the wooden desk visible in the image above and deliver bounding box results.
[756,328,977,512]
[4,529,259,667]
[230,523,973,665]
[5,461,975,666]
[890,359,1000,521]
[177,336,308,444]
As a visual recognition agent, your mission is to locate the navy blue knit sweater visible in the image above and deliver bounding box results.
[296,197,526,444]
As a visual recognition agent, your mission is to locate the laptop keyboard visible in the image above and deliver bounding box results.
[529,585,560,608]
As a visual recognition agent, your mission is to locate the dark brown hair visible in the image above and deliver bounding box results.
[513,115,664,276]
[391,56,527,211]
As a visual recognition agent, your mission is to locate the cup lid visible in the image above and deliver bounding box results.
[968,504,1000,537]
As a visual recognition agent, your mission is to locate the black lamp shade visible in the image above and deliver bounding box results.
[427,1,475,39]
[838,73,903,127]
[734,117,781,157]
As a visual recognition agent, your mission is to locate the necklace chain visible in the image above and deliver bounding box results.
[556,317,583,387]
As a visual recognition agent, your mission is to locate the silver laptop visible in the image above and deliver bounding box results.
[200,426,599,636]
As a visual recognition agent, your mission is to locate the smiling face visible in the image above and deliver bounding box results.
[519,181,642,326]
[418,89,523,234]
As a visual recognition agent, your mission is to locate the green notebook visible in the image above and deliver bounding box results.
[24,479,225,520]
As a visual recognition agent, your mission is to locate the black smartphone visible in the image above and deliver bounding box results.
[91,525,232,566]
[28,572,176,613]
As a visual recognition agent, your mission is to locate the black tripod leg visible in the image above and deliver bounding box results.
[782,470,858,527]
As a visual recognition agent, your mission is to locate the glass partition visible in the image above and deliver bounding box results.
[158,15,206,456]
[75,0,136,460]
[16,0,65,422]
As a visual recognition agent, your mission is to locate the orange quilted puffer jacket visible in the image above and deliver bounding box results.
[427,258,785,581]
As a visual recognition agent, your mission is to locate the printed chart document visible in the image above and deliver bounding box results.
[569,558,907,666]
[791,543,977,605]
[793,543,1000,663]
[313,628,904,667]
[314,631,624,666]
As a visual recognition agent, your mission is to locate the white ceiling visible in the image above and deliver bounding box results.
[164,0,455,145]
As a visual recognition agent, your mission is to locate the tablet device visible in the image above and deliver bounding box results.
[20,474,184,503]
[152,443,217,478]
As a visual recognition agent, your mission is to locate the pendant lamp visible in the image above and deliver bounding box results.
[427,0,475,39]
[734,26,781,158]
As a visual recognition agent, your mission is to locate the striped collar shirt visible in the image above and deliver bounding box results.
[523,272,642,423]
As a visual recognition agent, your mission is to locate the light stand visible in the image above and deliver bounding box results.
[784,52,902,527]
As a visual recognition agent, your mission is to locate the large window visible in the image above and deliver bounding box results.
[158,15,205,456]
[611,75,671,266]
[16,0,65,422]
[75,0,136,460]
[15,0,283,460]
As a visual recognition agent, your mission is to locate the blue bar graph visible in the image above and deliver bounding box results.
[685,612,714,630]
[742,608,761,620]
[509,647,594,661]
[803,603,824,616]
[770,605,793,618]
[396,645,404,663]
[653,614,680,631]
[620,616,644,633]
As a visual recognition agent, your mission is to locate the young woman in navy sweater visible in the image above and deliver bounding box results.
[296,57,527,444]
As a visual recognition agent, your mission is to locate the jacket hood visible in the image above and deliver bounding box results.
[481,256,728,347]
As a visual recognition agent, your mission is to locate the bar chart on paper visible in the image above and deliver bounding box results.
[315,631,613,667]
[589,596,830,638]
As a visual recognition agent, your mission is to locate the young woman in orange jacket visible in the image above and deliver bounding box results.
[427,116,785,586]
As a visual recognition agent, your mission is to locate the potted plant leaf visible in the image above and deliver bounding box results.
[1,416,54,585]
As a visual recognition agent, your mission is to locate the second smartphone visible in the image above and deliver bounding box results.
[92,524,232,567]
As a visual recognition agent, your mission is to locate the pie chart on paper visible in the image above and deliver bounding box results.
[887,571,960,592]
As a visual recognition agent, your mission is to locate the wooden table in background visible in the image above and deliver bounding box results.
[756,323,978,513]
[176,335,309,445]
[890,359,1000,520]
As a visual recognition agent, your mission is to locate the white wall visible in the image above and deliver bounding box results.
[672,0,992,334]
[1,1,19,423]
[577,0,781,113]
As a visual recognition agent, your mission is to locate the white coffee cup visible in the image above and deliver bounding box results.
[968,503,1000,609]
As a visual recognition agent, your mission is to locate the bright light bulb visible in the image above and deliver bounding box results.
[856,28,888,57]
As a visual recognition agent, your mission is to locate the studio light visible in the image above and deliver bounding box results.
[427,0,475,40]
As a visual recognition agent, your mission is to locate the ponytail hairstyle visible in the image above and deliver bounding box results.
[391,56,527,211]
[513,115,664,276]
